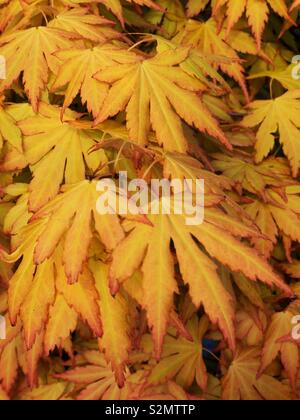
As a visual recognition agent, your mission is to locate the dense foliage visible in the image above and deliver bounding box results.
[0,0,300,401]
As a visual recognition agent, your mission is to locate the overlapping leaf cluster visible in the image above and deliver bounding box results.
[0,0,300,401]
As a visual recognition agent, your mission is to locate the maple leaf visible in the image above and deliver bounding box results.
[163,151,234,198]
[2,219,47,326]
[236,307,267,346]
[109,205,290,356]
[152,34,231,94]
[212,154,293,200]
[123,271,194,343]
[0,27,80,112]
[94,47,230,152]
[248,64,300,91]
[0,324,44,392]
[258,309,299,392]
[90,259,131,387]
[213,0,293,50]
[55,350,131,400]
[0,0,22,32]
[175,18,258,101]
[245,186,300,257]
[1,103,108,211]
[47,7,119,43]
[31,180,124,283]
[1,221,103,347]
[52,44,138,118]
[242,90,300,177]
[142,316,209,391]
[19,381,70,401]
[0,335,22,393]
[133,379,192,400]
[0,0,42,33]
[222,346,291,400]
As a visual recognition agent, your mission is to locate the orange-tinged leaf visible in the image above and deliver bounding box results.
[222,347,291,400]
[20,259,55,349]
[236,307,267,346]
[94,48,230,151]
[52,44,137,118]
[44,294,77,355]
[242,90,300,177]
[0,336,18,393]
[90,260,131,386]
[33,181,124,283]
[5,220,47,325]
[8,103,108,211]
[213,0,274,49]
[111,214,232,351]
[0,27,79,111]
[48,7,118,43]
[145,316,209,391]
[141,214,178,359]
[19,382,69,401]
[56,350,129,400]
[8,251,36,326]
[259,311,299,391]
[190,219,291,294]
[176,19,254,100]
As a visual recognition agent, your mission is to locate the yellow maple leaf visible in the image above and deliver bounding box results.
[213,0,293,49]
[110,208,290,355]
[90,259,131,387]
[0,27,80,111]
[1,103,108,211]
[1,221,103,346]
[175,18,257,101]
[48,7,119,43]
[258,309,299,392]
[32,180,124,283]
[52,44,138,118]
[222,346,291,400]
[143,316,209,391]
[245,186,300,257]
[55,349,132,399]
[242,90,300,177]
[94,47,230,152]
